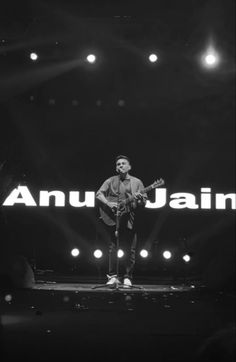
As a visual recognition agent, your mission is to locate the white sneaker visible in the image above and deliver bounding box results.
[123,278,132,288]
[106,275,119,286]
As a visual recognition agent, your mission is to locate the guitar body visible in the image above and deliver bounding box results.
[99,196,127,226]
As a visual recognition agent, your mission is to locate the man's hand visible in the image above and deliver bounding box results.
[134,192,146,205]
[106,201,117,210]
[134,192,143,200]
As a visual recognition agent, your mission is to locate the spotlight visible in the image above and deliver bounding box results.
[48,98,56,105]
[148,53,158,63]
[30,52,38,61]
[4,294,13,302]
[96,100,102,106]
[118,99,125,107]
[117,249,124,258]
[183,252,193,263]
[183,254,191,263]
[200,46,220,69]
[163,250,172,260]
[86,54,96,63]
[71,248,80,257]
[140,249,149,258]
[205,54,217,65]
[94,249,103,259]
[72,100,79,106]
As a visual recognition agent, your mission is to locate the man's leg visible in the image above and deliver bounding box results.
[108,230,117,276]
[106,225,121,285]
[124,229,137,284]
[98,220,118,283]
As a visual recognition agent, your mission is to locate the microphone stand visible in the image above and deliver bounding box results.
[112,178,122,290]
[93,175,123,290]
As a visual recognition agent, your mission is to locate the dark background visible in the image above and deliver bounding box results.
[0,0,235,287]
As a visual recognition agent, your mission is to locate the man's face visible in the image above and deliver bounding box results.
[116,158,131,174]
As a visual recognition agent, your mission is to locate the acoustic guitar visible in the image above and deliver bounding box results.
[99,178,165,226]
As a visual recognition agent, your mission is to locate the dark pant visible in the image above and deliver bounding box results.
[105,221,137,280]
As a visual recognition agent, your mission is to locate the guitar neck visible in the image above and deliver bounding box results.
[142,184,155,194]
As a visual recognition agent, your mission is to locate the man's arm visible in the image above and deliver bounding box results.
[96,179,117,209]
[134,180,147,206]
[96,190,109,205]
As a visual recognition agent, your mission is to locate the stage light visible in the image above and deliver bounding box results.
[183,254,191,262]
[117,249,124,258]
[86,54,96,63]
[148,53,158,63]
[72,100,79,106]
[205,54,217,65]
[4,294,13,302]
[48,98,56,105]
[140,249,148,258]
[30,52,38,61]
[96,100,102,106]
[71,248,80,257]
[94,249,103,259]
[200,45,220,69]
[163,250,172,260]
[118,99,125,107]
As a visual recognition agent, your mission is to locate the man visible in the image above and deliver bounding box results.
[96,155,147,287]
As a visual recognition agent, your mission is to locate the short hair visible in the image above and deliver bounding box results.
[115,155,131,164]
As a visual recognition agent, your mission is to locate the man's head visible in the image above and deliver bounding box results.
[115,155,131,175]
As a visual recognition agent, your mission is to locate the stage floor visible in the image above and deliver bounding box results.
[33,281,196,292]
[1,279,235,362]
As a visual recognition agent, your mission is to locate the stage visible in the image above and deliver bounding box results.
[33,282,194,292]
[1,277,235,362]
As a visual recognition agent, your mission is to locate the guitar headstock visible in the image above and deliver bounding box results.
[151,178,165,189]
